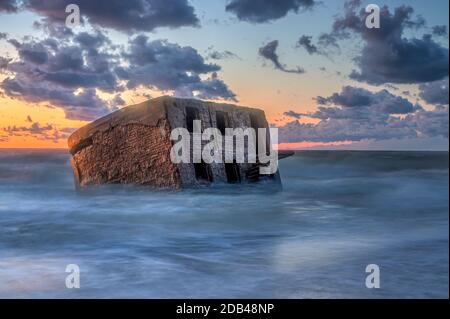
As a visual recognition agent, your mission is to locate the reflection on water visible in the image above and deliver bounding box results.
[0,150,448,298]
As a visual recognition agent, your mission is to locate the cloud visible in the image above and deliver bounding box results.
[296,35,319,55]
[225,0,316,23]
[2,79,112,121]
[32,20,74,38]
[277,86,448,143]
[1,31,122,120]
[432,25,448,37]
[207,50,240,60]
[74,31,110,48]
[1,26,236,120]
[8,39,49,64]
[0,0,19,12]
[4,122,53,134]
[310,86,419,124]
[3,121,77,143]
[118,35,236,100]
[258,40,305,74]
[7,34,120,92]
[315,86,417,114]
[326,1,449,85]
[190,72,237,100]
[283,110,302,119]
[419,78,449,106]
[278,117,417,143]
[295,33,342,57]
[20,0,199,33]
[407,105,449,138]
[0,57,10,69]
[110,94,126,108]
[317,33,341,50]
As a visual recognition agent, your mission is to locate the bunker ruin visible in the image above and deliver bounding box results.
[68,96,289,189]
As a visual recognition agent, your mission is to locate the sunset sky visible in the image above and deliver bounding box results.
[0,0,448,150]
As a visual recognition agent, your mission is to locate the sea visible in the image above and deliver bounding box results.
[0,149,448,298]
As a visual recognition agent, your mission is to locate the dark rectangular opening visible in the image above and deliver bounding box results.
[194,162,213,183]
[225,162,241,183]
[186,107,199,133]
[250,113,259,157]
[250,113,271,156]
[216,111,228,135]
[265,127,271,156]
[250,113,259,130]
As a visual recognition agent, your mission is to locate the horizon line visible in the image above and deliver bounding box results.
[0,147,448,152]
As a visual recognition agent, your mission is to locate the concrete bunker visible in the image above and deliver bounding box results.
[68,96,291,189]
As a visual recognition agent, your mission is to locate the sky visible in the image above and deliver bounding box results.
[0,0,448,150]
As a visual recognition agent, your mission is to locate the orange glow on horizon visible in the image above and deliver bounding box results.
[0,97,88,149]
[0,94,349,149]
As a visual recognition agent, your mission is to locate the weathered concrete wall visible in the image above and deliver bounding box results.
[70,120,179,188]
[68,98,181,188]
[165,98,270,186]
[166,98,218,186]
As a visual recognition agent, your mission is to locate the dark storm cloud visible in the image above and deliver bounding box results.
[3,121,74,142]
[0,0,20,12]
[314,86,418,117]
[258,40,305,74]
[74,31,110,48]
[278,107,449,143]
[296,33,341,57]
[0,31,121,120]
[407,105,449,138]
[207,50,240,60]
[118,35,236,100]
[1,27,237,120]
[283,110,302,119]
[4,122,53,134]
[317,33,340,50]
[278,116,418,143]
[296,35,319,55]
[327,1,449,85]
[349,34,449,84]
[8,39,49,64]
[2,78,112,121]
[225,0,316,23]
[0,57,10,69]
[432,25,448,37]
[316,86,372,107]
[190,72,237,101]
[419,78,449,106]
[110,94,126,108]
[124,35,219,74]
[33,20,74,39]
[277,86,448,143]
[22,0,199,32]
[6,36,121,92]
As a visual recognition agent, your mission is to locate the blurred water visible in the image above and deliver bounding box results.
[0,149,448,298]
